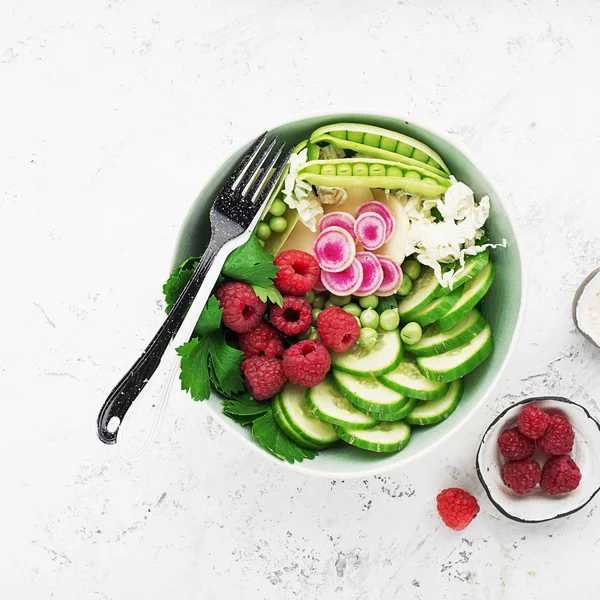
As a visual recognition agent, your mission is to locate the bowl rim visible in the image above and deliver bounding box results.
[476,396,600,523]
[179,109,528,479]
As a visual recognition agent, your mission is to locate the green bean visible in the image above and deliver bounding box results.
[402,259,421,281]
[256,222,271,240]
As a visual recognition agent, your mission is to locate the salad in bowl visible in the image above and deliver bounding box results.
[167,115,523,476]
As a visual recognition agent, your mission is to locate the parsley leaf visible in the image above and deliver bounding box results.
[207,333,245,398]
[252,284,284,306]
[162,255,201,313]
[195,296,223,335]
[251,409,317,463]
[223,395,270,417]
[376,295,398,314]
[222,235,279,287]
[176,337,211,401]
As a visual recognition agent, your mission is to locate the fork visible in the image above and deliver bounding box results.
[96,133,291,458]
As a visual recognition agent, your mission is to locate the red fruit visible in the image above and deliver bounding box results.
[517,404,550,440]
[273,250,320,296]
[497,427,535,461]
[270,296,313,336]
[215,282,266,333]
[317,306,361,352]
[436,488,480,531]
[537,413,574,455]
[502,460,542,496]
[282,339,331,387]
[540,455,581,495]
[241,356,286,401]
[238,321,284,359]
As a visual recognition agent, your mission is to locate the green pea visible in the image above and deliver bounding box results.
[422,177,437,185]
[303,290,316,304]
[358,295,379,309]
[379,309,400,331]
[411,148,430,163]
[305,164,321,174]
[325,299,336,308]
[269,216,288,233]
[363,133,381,147]
[312,308,322,324]
[312,294,327,309]
[336,164,352,176]
[369,163,386,177]
[397,276,413,296]
[343,302,362,317]
[256,222,271,240]
[329,294,351,307]
[352,163,368,176]
[427,156,441,168]
[401,322,422,346]
[321,164,337,176]
[358,327,378,349]
[404,171,421,181]
[402,260,421,282]
[330,130,347,140]
[347,131,364,144]
[380,136,398,152]
[360,308,379,329]
[269,198,287,217]
[386,166,404,178]
[396,141,413,157]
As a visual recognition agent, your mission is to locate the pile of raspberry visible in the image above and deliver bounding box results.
[216,250,360,401]
[497,403,581,496]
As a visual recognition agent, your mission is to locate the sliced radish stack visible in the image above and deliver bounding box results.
[318,212,357,241]
[321,259,364,296]
[354,212,387,251]
[376,255,403,296]
[354,252,384,297]
[314,226,356,273]
[356,201,396,242]
[313,270,326,293]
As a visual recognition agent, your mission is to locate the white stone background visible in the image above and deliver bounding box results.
[2,0,600,598]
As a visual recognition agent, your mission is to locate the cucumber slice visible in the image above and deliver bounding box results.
[406,379,464,425]
[335,421,411,453]
[380,358,449,400]
[333,369,410,419]
[406,309,488,357]
[307,376,379,429]
[331,329,402,377]
[434,250,490,298]
[377,397,419,421]
[398,268,441,319]
[408,285,463,327]
[416,324,493,382]
[272,395,323,450]
[436,261,496,332]
[275,383,338,447]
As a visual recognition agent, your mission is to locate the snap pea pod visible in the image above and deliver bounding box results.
[310,122,450,177]
[297,158,450,198]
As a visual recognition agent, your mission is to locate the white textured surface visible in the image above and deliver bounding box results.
[2,1,600,598]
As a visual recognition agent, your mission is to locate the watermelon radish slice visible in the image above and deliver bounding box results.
[354,212,387,251]
[354,252,384,297]
[321,259,364,296]
[376,255,403,296]
[314,226,356,273]
[313,270,326,292]
[356,201,396,242]
[318,212,357,241]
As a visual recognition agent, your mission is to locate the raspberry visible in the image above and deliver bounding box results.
[537,413,574,455]
[540,455,582,495]
[270,296,312,336]
[273,250,320,296]
[517,404,550,440]
[282,339,331,387]
[238,321,284,359]
[241,356,286,401]
[502,460,541,496]
[317,306,361,352]
[436,488,480,531]
[497,427,535,461]
[215,282,266,333]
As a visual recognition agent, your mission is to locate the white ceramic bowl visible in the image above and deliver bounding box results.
[173,112,526,478]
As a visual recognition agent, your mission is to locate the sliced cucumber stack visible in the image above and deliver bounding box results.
[406,309,488,357]
[407,285,463,328]
[436,261,496,332]
[335,420,411,453]
[333,369,410,419]
[273,383,338,449]
[307,376,379,429]
[406,379,464,425]
[434,250,490,298]
[416,323,493,382]
[397,268,441,320]
[377,397,419,422]
[380,358,448,400]
[331,329,402,377]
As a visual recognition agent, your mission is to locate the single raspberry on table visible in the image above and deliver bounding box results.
[502,459,542,496]
[238,321,284,359]
[436,488,480,531]
[270,296,313,336]
[497,427,535,461]
[215,282,266,333]
[282,339,331,387]
[540,455,582,495]
[517,404,550,440]
[273,250,320,296]
[537,413,574,455]
[317,306,361,352]
[241,356,286,401]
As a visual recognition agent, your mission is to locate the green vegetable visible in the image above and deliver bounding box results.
[360,307,379,329]
[397,276,413,296]
[335,420,411,453]
[256,222,271,241]
[252,284,284,307]
[269,198,287,217]
[343,302,362,317]
[312,294,327,309]
[325,299,336,308]
[402,260,421,282]
[400,322,422,346]
[379,309,400,331]
[304,290,316,304]
[312,308,322,324]
[358,327,378,349]
[376,295,398,314]
[162,255,201,314]
[329,294,351,307]
[222,234,279,288]
[269,216,288,233]
[194,296,223,336]
[358,295,379,309]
